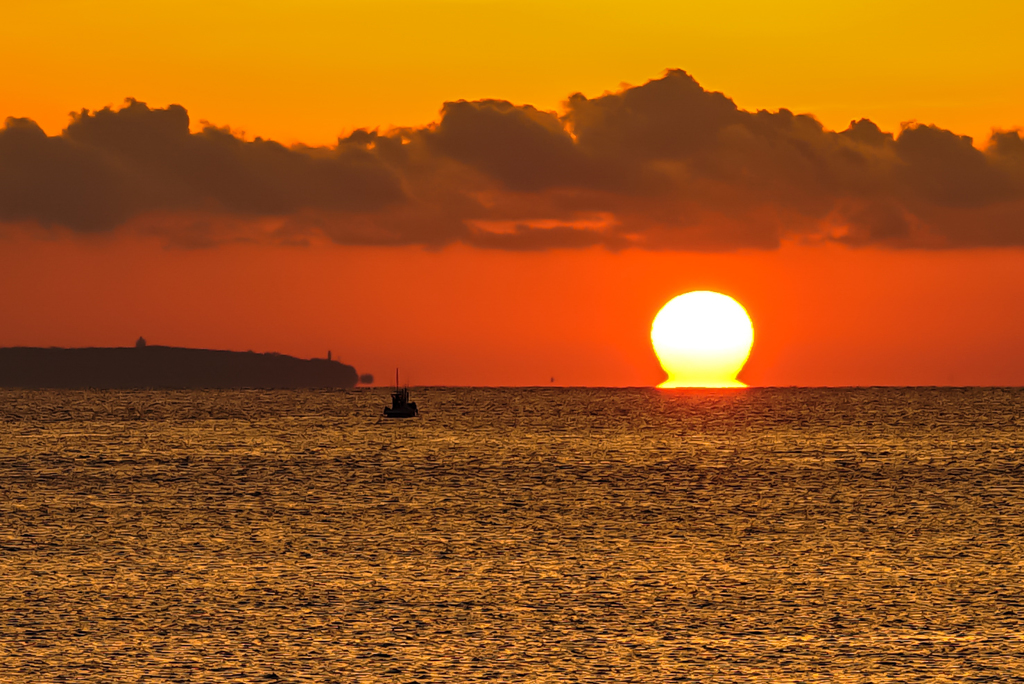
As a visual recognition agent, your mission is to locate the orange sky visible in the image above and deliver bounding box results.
[2,1,1023,386]
[3,0,1023,145]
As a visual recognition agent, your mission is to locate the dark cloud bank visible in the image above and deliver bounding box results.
[2,70,1023,250]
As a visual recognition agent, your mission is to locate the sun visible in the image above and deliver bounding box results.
[651,291,754,388]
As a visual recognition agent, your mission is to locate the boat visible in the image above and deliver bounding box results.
[383,369,419,418]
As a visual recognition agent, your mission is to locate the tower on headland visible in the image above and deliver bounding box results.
[136,336,147,349]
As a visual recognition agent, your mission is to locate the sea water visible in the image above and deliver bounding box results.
[1,388,1022,681]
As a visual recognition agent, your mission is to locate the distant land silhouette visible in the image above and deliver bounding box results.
[0,343,360,389]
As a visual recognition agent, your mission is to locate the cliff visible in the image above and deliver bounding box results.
[0,346,359,389]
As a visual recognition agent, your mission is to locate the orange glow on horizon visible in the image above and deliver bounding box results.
[2,233,1022,387]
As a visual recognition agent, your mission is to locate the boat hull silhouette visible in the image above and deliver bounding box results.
[383,402,418,418]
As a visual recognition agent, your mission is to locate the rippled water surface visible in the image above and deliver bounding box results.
[2,388,1024,681]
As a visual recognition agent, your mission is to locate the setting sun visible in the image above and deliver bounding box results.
[651,291,754,388]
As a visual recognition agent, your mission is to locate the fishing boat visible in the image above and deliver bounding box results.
[383,369,419,418]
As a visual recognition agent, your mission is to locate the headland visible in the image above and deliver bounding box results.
[0,345,360,389]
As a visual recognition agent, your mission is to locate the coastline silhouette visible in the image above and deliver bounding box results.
[0,344,360,389]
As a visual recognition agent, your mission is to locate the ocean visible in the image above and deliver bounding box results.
[1,388,1022,681]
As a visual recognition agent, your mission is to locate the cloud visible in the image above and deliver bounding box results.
[0,99,405,233]
[2,72,1023,250]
